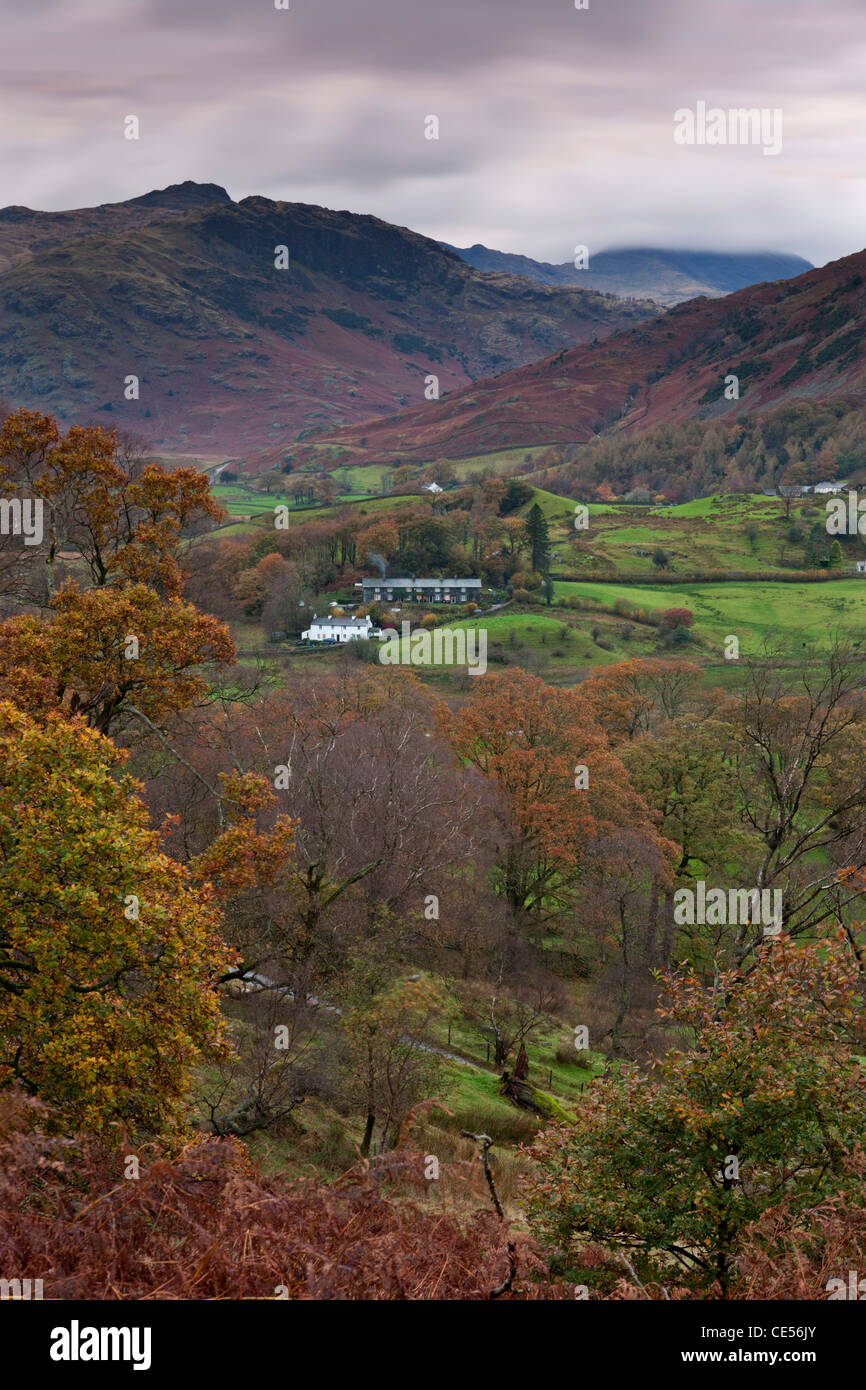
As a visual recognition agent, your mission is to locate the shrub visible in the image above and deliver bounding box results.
[524,933,866,1297]
[660,607,695,630]
[0,1093,560,1300]
[349,638,379,663]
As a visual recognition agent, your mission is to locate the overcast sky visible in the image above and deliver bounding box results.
[2,0,865,266]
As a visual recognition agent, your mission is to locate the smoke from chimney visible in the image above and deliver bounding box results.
[367,551,387,578]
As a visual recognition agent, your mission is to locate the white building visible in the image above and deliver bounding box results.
[856,561,866,575]
[424,481,444,493]
[302,614,378,643]
[813,481,850,495]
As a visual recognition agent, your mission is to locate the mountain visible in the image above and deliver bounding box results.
[0,182,234,274]
[0,184,658,457]
[263,248,865,472]
[441,244,813,308]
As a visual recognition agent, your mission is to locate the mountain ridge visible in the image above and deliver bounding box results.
[0,183,658,455]
[441,243,814,307]
[256,246,865,473]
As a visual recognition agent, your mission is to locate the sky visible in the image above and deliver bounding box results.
[2,0,865,267]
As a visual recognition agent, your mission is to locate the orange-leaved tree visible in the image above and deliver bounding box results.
[0,409,224,599]
[583,658,720,746]
[0,580,235,735]
[436,668,675,931]
[0,410,235,738]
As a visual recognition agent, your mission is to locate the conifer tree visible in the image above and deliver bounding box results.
[525,503,550,575]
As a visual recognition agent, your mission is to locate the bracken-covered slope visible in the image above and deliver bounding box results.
[0,183,657,457]
[268,248,865,472]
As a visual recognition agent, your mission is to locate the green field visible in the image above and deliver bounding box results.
[211,487,416,526]
[332,463,393,493]
[438,609,655,671]
[534,489,862,577]
[555,578,866,654]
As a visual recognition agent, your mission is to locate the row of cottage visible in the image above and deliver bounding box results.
[301,577,483,644]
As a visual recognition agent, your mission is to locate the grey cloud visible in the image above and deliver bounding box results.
[0,0,864,265]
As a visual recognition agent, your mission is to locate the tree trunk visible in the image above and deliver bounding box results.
[360,1111,375,1157]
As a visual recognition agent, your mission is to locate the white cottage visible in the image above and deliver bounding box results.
[302,614,377,643]
[813,480,850,495]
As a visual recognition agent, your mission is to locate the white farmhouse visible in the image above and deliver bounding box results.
[302,614,378,643]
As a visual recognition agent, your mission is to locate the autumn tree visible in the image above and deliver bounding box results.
[0,581,234,736]
[583,658,717,745]
[0,411,235,747]
[343,976,447,1155]
[437,668,675,935]
[725,642,866,961]
[620,718,752,968]
[0,702,234,1135]
[524,931,866,1296]
[197,985,330,1139]
[0,410,223,602]
[501,514,528,557]
[579,828,676,1055]
[150,670,486,994]
[660,608,694,631]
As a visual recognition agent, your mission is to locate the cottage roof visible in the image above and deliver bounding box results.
[310,615,371,629]
[362,576,481,587]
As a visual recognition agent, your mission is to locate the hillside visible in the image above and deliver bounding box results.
[0,181,234,274]
[270,247,866,473]
[442,243,812,307]
[0,183,657,457]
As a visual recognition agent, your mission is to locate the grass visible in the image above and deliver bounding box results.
[209,490,421,532]
[212,484,293,516]
[332,463,393,493]
[447,446,549,480]
[440,609,661,673]
[555,578,866,655]
[537,490,864,577]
